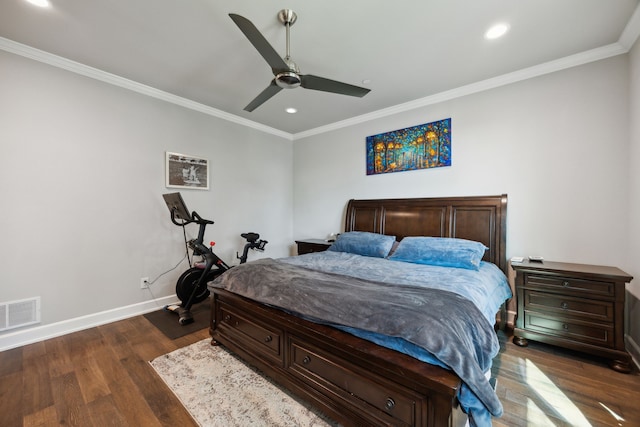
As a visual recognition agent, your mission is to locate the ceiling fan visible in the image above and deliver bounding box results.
[229,9,371,112]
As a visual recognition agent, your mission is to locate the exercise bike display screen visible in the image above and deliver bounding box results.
[163,192,191,221]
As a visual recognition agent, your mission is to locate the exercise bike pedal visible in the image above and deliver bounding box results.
[164,304,180,312]
[164,304,195,325]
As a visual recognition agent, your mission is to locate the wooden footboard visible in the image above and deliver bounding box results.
[210,289,468,427]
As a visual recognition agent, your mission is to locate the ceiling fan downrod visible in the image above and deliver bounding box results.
[276,9,300,89]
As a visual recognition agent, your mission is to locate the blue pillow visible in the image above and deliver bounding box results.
[327,231,396,258]
[388,236,487,270]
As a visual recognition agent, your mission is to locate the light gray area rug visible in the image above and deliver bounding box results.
[150,339,338,427]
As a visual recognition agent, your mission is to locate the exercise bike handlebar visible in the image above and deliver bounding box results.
[170,208,214,227]
[237,234,268,264]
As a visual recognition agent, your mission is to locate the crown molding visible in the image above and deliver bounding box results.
[619,3,640,51]
[293,42,628,140]
[0,37,293,141]
[0,34,632,143]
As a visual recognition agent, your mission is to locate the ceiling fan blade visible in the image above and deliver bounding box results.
[244,80,283,112]
[229,13,289,73]
[300,74,370,97]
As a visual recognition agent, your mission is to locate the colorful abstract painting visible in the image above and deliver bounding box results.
[366,118,451,175]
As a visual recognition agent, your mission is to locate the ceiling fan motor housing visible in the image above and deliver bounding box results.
[276,71,301,89]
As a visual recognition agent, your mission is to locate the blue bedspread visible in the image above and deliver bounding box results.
[210,253,511,426]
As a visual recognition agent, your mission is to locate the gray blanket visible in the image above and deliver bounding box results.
[209,258,502,417]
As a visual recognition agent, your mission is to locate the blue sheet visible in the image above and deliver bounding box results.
[278,251,512,426]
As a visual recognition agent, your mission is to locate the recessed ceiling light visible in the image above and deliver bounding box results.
[362,79,371,85]
[26,0,50,8]
[485,23,509,40]
[285,107,297,114]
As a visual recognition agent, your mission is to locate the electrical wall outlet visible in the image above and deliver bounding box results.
[140,277,149,289]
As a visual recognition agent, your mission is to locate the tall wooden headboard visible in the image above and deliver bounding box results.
[345,194,508,274]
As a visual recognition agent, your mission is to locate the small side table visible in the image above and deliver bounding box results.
[295,239,332,255]
[512,260,633,373]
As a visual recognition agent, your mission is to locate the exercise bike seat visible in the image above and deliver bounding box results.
[241,232,260,242]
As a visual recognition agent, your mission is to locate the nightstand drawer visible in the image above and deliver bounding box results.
[524,291,614,323]
[295,239,332,255]
[524,274,614,298]
[523,312,614,348]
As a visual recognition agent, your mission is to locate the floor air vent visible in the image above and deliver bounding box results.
[0,297,41,331]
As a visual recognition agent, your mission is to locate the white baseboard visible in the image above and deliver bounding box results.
[0,295,179,352]
[625,334,640,371]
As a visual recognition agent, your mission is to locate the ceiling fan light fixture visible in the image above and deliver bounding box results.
[275,71,301,89]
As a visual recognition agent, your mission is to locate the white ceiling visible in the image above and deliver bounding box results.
[1,0,639,137]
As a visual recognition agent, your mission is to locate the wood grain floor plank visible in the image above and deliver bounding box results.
[21,346,54,416]
[85,394,129,427]
[89,335,166,427]
[493,330,640,426]
[0,370,24,427]
[74,354,112,404]
[121,355,197,426]
[22,405,58,427]
[50,371,94,427]
[0,346,22,376]
[44,336,75,378]
[4,313,639,427]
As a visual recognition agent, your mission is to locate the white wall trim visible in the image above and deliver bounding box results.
[0,37,293,141]
[0,295,179,352]
[293,43,628,140]
[1,27,636,143]
[619,3,640,51]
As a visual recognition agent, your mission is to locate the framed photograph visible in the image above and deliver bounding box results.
[366,118,451,175]
[165,152,209,190]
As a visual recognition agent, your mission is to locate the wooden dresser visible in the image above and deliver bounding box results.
[512,260,633,373]
[295,238,332,255]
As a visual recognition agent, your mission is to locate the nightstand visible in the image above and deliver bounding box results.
[295,239,332,255]
[512,260,633,373]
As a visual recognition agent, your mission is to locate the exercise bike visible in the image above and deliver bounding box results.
[163,193,267,325]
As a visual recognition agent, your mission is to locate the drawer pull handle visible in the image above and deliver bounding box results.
[264,335,272,343]
[224,315,231,321]
[563,324,569,330]
[561,302,569,309]
[302,356,311,365]
[385,398,395,410]
[562,281,569,287]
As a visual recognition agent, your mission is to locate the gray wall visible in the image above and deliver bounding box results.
[2,37,638,362]
[293,52,639,361]
[293,55,630,269]
[0,50,293,348]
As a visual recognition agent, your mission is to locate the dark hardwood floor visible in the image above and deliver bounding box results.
[1,313,638,426]
[0,314,207,427]
[492,330,640,426]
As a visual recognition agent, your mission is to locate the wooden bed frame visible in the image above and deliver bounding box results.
[209,194,508,427]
